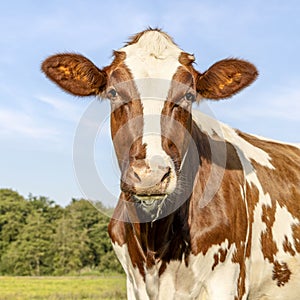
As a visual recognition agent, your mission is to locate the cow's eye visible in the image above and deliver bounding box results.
[108,88,117,98]
[185,92,196,102]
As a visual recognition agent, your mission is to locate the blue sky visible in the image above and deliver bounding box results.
[0,0,299,206]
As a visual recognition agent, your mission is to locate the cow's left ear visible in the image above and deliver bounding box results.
[196,59,258,100]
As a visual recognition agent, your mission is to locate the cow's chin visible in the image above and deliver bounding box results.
[130,194,168,219]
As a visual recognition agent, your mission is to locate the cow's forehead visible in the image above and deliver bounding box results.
[119,30,183,81]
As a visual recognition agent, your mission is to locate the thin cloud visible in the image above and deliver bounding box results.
[0,108,58,139]
[36,94,85,122]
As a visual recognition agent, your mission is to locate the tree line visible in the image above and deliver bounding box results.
[0,189,123,276]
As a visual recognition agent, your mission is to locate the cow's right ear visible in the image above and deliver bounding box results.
[41,53,107,96]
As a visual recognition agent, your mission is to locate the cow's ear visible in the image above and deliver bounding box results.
[41,53,107,96]
[196,59,258,100]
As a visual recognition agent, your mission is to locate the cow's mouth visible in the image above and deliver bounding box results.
[132,194,167,206]
[131,194,168,220]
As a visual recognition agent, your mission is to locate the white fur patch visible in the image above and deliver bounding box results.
[120,31,182,161]
[249,256,300,300]
[190,240,242,300]
[272,203,299,258]
[120,31,182,80]
[192,110,275,170]
[120,31,183,192]
[112,242,148,299]
[113,240,241,299]
[140,98,177,195]
[145,240,241,299]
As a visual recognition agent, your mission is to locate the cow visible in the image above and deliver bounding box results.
[42,28,300,300]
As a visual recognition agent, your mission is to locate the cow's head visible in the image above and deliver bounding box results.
[42,29,257,210]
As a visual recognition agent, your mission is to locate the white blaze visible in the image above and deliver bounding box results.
[120,31,182,175]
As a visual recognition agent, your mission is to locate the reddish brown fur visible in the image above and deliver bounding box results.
[41,53,107,96]
[179,52,195,66]
[283,235,296,256]
[104,53,146,180]
[197,59,258,100]
[161,67,195,169]
[212,248,228,270]
[273,261,292,287]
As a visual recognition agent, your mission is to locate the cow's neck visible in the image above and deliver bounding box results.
[128,201,191,263]
[124,120,208,262]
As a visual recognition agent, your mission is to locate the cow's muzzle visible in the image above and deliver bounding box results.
[121,156,175,202]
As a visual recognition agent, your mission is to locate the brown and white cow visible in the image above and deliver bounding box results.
[42,29,300,300]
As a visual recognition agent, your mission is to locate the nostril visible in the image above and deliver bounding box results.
[133,171,141,182]
[160,167,171,183]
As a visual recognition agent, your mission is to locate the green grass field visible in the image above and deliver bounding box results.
[0,275,126,300]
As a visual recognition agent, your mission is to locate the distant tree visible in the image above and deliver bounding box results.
[88,213,123,273]
[0,194,63,275]
[0,189,29,267]
[53,199,122,274]
[52,211,92,275]
[0,189,122,275]
[2,211,53,275]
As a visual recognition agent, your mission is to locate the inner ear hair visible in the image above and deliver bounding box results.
[41,53,107,96]
[196,58,258,100]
